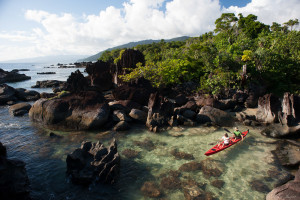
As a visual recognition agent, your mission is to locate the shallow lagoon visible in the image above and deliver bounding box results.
[0,104,287,200]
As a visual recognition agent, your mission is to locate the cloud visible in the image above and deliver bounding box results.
[0,0,299,61]
[223,0,300,25]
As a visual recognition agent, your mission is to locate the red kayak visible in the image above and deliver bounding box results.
[204,130,249,156]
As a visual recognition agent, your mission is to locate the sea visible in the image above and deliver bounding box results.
[0,63,287,200]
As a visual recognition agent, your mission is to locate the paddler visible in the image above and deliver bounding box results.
[233,127,244,141]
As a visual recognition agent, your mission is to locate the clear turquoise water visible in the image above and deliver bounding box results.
[0,63,286,200]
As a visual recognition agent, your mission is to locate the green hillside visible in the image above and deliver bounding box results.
[77,36,189,62]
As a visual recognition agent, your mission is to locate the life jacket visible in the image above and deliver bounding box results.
[234,130,242,137]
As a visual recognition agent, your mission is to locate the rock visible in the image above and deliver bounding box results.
[174,94,188,106]
[183,185,205,200]
[0,84,17,105]
[112,78,155,106]
[179,161,201,172]
[0,143,31,200]
[219,99,237,110]
[256,94,281,124]
[129,109,147,123]
[211,179,225,189]
[9,103,31,116]
[133,138,156,151]
[280,93,300,126]
[195,95,221,108]
[121,149,139,159]
[171,149,194,160]
[0,142,7,157]
[181,100,197,111]
[65,70,88,93]
[200,158,225,178]
[160,175,181,190]
[40,92,56,99]
[29,91,110,130]
[182,110,197,119]
[250,179,270,193]
[0,68,31,84]
[49,132,63,138]
[66,139,120,185]
[195,114,212,124]
[198,106,234,126]
[113,121,130,131]
[109,100,142,112]
[146,92,174,131]
[141,181,161,198]
[86,61,113,91]
[272,140,300,168]
[31,80,65,88]
[15,88,40,101]
[114,49,145,85]
[112,110,132,122]
[37,72,56,74]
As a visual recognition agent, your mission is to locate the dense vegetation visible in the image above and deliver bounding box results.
[99,13,300,96]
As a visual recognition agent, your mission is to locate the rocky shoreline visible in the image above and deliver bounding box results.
[0,51,299,199]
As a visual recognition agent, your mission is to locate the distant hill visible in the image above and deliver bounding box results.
[77,36,190,62]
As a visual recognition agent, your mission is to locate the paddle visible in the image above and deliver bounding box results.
[208,128,232,145]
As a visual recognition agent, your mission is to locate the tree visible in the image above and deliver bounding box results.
[214,13,238,34]
[283,19,299,31]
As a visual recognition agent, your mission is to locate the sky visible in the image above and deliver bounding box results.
[0,0,299,62]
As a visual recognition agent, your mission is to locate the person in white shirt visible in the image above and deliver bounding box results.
[218,133,230,147]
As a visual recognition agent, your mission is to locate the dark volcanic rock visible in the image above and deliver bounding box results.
[9,103,31,116]
[66,139,120,185]
[15,88,40,101]
[29,91,110,130]
[121,149,139,159]
[250,179,270,193]
[31,80,65,88]
[200,158,225,178]
[86,60,113,91]
[113,121,130,131]
[0,68,31,84]
[198,106,234,126]
[272,140,300,168]
[65,70,88,93]
[146,92,175,132]
[0,143,31,200]
[211,179,225,189]
[133,138,156,151]
[171,149,194,160]
[112,78,155,106]
[256,93,281,124]
[267,167,300,200]
[179,161,201,172]
[141,181,161,198]
[160,175,181,190]
[0,84,17,105]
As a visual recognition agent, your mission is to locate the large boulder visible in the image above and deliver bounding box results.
[266,167,300,200]
[0,142,31,200]
[0,68,31,84]
[29,91,110,130]
[86,61,113,91]
[197,106,234,126]
[66,139,120,185]
[280,93,300,126]
[195,95,221,108]
[0,84,17,105]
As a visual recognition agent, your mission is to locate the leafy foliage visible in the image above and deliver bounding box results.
[99,13,300,96]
